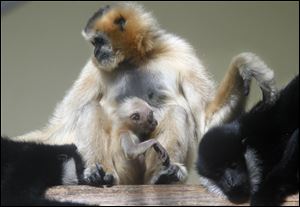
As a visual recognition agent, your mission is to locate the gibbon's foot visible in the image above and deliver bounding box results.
[83,164,114,187]
[153,163,188,184]
[234,52,278,104]
[103,174,114,187]
[153,143,170,167]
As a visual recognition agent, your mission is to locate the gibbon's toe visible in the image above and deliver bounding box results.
[153,163,188,184]
[103,173,115,187]
[83,164,107,187]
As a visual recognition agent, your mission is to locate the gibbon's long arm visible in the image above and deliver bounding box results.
[120,132,170,166]
[250,128,299,205]
[204,53,278,131]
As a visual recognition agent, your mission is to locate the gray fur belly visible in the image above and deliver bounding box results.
[113,69,167,107]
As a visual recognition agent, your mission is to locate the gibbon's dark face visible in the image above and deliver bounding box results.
[197,125,251,204]
[128,109,158,141]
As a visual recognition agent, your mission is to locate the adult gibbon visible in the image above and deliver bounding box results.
[197,75,299,205]
[12,2,277,184]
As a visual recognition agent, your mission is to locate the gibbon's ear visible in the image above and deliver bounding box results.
[82,5,111,41]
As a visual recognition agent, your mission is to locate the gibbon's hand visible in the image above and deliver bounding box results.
[153,163,187,184]
[82,164,114,187]
[235,52,278,104]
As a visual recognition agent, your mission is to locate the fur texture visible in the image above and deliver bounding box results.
[197,75,299,205]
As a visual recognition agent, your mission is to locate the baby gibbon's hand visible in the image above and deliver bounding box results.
[153,142,170,167]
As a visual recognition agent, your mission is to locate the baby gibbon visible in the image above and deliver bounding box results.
[108,97,170,184]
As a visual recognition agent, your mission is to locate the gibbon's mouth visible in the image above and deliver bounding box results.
[148,122,158,133]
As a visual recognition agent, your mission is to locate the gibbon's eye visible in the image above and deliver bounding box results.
[91,36,106,47]
[130,113,140,121]
[114,16,126,31]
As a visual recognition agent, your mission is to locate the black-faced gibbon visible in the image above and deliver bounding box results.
[13,2,277,185]
[197,75,299,205]
[1,137,107,206]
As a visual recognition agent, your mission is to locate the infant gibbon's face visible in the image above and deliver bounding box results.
[197,126,251,204]
[118,98,158,140]
[127,107,157,140]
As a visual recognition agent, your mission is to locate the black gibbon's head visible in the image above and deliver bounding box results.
[82,2,160,64]
[197,124,251,204]
[117,97,158,140]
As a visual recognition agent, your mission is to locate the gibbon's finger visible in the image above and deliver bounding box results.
[96,163,106,178]
[153,143,170,167]
[103,174,114,187]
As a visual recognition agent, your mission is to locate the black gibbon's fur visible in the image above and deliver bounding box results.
[1,137,92,206]
[197,75,299,205]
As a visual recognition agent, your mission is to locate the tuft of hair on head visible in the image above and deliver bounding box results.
[116,97,151,119]
[82,2,162,64]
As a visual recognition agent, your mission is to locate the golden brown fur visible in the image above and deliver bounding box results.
[205,63,243,121]
[92,4,159,64]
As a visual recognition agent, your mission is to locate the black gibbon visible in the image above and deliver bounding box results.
[197,75,299,205]
[1,137,105,206]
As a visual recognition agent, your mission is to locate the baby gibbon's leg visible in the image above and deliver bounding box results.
[120,132,170,166]
[144,106,193,184]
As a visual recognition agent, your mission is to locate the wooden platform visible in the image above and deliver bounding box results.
[46,185,299,206]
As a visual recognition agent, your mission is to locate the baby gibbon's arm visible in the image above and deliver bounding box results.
[120,132,170,166]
